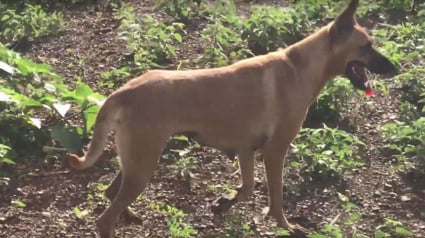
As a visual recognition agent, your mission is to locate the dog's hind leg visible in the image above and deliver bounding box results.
[262,136,307,234]
[212,150,255,214]
[104,171,143,224]
[96,130,164,238]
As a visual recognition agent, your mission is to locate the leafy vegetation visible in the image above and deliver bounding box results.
[241,5,311,54]
[116,4,184,71]
[0,43,104,165]
[155,0,202,23]
[291,125,365,177]
[0,3,65,44]
[150,201,197,238]
[1,0,424,237]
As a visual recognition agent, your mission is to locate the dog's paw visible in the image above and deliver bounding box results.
[261,207,308,236]
[211,197,236,215]
[67,153,85,170]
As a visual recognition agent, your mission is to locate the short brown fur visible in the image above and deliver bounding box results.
[68,1,396,237]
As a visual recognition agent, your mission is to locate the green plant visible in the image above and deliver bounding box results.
[0,4,65,43]
[171,155,196,180]
[150,202,197,238]
[220,214,255,238]
[372,22,425,68]
[99,66,132,90]
[380,118,425,170]
[73,207,89,219]
[200,11,251,67]
[337,192,362,228]
[293,0,344,21]
[0,43,105,165]
[291,125,365,177]
[156,0,201,22]
[0,144,14,166]
[241,5,311,54]
[397,69,425,117]
[308,224,344,238]
[306,77,358,126]
[374,218,413,237]
[116,4,184,71]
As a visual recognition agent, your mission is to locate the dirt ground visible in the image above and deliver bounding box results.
[0,0,424,237]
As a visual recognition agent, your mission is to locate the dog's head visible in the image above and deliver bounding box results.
[328,0,397,93]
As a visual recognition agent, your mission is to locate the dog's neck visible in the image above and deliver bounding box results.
[284,25,343,102]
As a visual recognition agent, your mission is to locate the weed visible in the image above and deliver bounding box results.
[291,125,365,177]
[73,207,89,219]
[373,22,425,68]
[220,214,255,237]
[116,4,184,71]
[156,0,202,22]
[241,5,311,54]
[99,66,132,89]
[308,224,344,238]
[306,77,358,126]
[374,218,413,237]
[398,69,425,116]
[0,4,65,43]
[380,118,425,170]
[11,199,26,208]
[0,43,105,165]
[171,156,196,181]
[150,202,197,238]
[200,10,251,67]
[0,144,14,166]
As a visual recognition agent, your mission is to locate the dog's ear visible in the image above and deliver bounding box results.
[329,0,359,44]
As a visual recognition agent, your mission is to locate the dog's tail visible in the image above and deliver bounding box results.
[68,93,121,170]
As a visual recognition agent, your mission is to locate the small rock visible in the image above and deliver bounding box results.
[42,211,51,217]
[400,195,411,202]
[371,206,380,211]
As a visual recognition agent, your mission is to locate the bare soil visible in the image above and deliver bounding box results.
[0,1,424,237]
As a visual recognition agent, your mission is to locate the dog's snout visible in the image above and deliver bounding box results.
[367,54,398,76]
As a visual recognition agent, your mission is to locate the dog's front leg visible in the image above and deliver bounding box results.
[262,137,307,234]
[212,150,255,213]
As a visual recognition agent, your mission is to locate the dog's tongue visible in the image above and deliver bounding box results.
[365,86,374,97]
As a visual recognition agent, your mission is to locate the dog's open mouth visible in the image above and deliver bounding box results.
[345,61,374,96]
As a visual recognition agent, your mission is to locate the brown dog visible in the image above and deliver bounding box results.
[69,0,396,237]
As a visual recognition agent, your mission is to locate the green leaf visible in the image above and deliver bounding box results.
[274,228,291,236]
[50,122,82,153]
[11,200,26,208]
[173,135,189,142]
[1,157,16,165]
[174,33,182,42]
[15,58,51,75]
[73,207,89,219]
[83,105,100,133]
[395,226,413,236]
[87,93,105,106]
[374,229,390,238]
[307,233,328,238]
[75,82,93,99]
[1,14,10,21]
[348,212,362,223]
